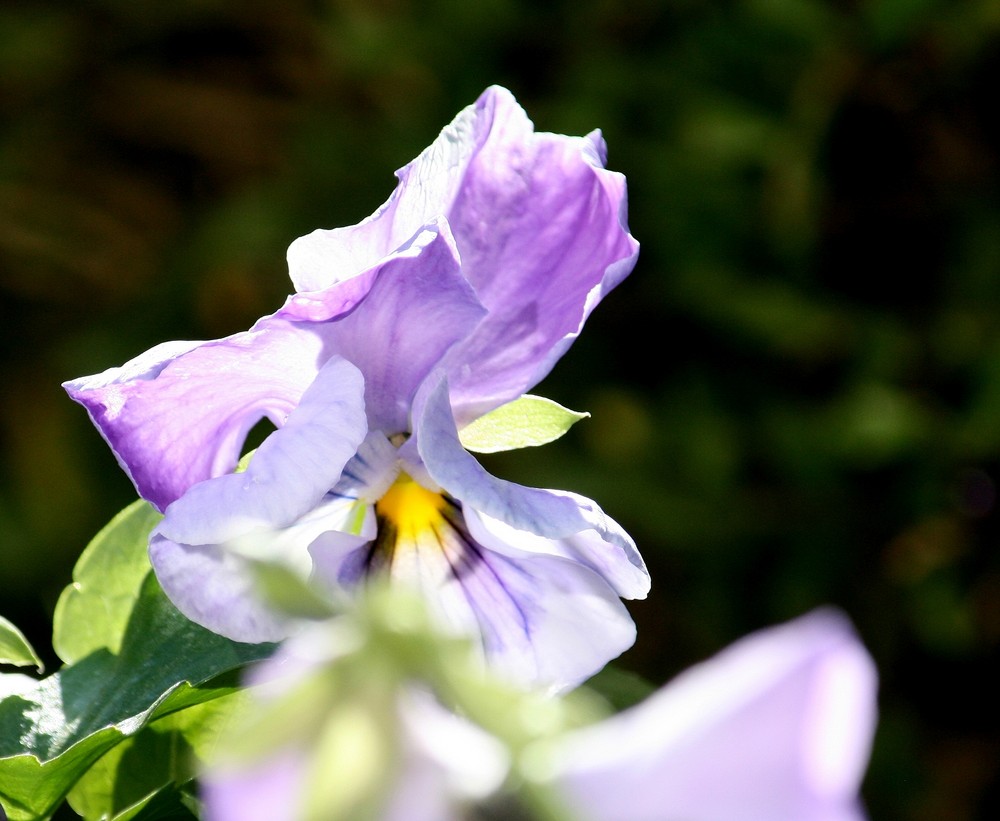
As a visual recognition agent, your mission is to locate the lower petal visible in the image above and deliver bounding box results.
[413,377,647,588]
[381,500,638,692]
[149,536,290,643]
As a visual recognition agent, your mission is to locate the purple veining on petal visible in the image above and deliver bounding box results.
[367,490,637,691]
[414,376,646,572]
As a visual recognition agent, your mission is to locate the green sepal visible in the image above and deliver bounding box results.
[459,395,589,453]
[0,616,43,672]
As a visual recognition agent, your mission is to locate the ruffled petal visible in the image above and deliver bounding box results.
[155,356,368,546]
[286,93,483,294]
[286,86,637,423]
[281,222,487,434]
[545,609,878,821]
[63,317,327,511]
[413,377,646,578]
[440,101,639,422]
[464,506,649,600]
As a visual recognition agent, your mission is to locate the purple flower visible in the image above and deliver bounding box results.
[201,608,879,821]
[64,86,647,691]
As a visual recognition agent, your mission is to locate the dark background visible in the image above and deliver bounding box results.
[2,1,999,818]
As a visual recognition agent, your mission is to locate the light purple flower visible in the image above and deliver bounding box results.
[64,86,647,691]
[201,608,879,821]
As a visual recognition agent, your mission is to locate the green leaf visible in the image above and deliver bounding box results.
[67,689,248,821]
[116,784,200,821]
[0,616,43,672]
[459,395,589,453]
[0,573,272,820]
[52,499,163,665]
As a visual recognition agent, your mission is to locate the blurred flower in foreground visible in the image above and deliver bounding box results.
[201,596,878,821]
[64,85,647,691]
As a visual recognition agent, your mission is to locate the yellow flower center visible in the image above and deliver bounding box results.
[374,473,447,542]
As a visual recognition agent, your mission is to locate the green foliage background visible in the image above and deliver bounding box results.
[1,0,999,818]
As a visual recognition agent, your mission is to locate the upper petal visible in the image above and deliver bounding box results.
[285,89,487,294]
[63,317,327,511]
[286,86,638,423]
[282,222,487,434]
[441,102,639,421]
[544,609,878,821]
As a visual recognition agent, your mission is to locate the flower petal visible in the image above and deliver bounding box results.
[376,497,637,692]
[455,546,638,693]
[285,94,483,294]
[286,86,638,422]
[381,689,509,821]
[203,746,307,821]
[413,376,647,581]
[148,536,291,642]
[464,506,649,600]
[63,318,327,511]
[282,222,487,434]
[155,356,367,546]
[544,609,878,821]
[440,97,639,422]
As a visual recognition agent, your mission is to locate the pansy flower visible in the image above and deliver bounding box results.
[65,86,648,691]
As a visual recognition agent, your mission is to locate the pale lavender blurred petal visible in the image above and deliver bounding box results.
[203,746,307,821]
[381,689,509,821]
[545,609,878,821]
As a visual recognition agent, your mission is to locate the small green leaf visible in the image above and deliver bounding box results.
[53,499,163,665]
[0,616,43,672]
[459,395,589,453]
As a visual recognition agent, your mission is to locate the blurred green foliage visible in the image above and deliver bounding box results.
[2,0,1000,818]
